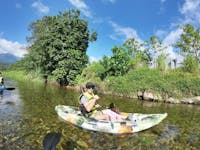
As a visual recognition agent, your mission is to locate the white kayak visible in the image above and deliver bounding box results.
[55,105,167,134]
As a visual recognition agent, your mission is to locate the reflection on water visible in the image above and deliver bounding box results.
[0,80,200,149]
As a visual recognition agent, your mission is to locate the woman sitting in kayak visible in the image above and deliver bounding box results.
[79,82,127,121]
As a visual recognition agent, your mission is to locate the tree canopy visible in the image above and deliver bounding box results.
[24,9,97,85]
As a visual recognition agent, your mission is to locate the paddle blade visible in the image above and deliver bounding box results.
[6,87,15,90]
[43,132,62,150]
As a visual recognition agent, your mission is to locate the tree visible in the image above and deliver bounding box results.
[175,24,200,64]
[123,38,152,69]
[100,46,131,77]
[148,36,167,70]
[25,9,97,85]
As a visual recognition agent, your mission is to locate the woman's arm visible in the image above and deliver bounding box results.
[81,95,99,112]
[84,98,97,112]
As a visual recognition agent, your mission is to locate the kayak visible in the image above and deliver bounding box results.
[55,105,167,134]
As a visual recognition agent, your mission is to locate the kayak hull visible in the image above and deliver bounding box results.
[55,105,167,134]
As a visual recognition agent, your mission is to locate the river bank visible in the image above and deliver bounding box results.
[3,70,200,105]
[65,85,200,105]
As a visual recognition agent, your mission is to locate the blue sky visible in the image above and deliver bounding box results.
[0,0,200,63]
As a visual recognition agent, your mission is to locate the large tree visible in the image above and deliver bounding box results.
[26,9,97,85]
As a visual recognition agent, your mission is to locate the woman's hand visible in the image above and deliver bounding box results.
[94,95,100,100]
[95,104,101,108]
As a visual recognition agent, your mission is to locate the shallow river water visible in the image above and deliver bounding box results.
[0,80,200,149]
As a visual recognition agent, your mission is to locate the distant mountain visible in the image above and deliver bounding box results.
[0,53,21,64]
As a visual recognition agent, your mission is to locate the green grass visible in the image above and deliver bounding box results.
[4,70,43,83]
[101,69,200,99]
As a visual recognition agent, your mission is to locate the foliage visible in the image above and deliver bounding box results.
[123,38,152,69]
[156,54,167,72]
[4,70,42,83]
[7,58,28,71]
[149,36,166,53]
[100,45,132,77]
[24,9,96,85]
[5,20,200,98]
[0,64,8,71]
[175,24,200,64]
[181,54,199,73]
[75,61,105,85]
[102,69,200,98]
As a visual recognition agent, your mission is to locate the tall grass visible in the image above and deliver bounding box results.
[4,70,44,83]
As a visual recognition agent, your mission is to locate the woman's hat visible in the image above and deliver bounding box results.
[86,82,95,89]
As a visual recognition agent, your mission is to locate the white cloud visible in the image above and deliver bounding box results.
[164,0,200,62]
[163,28,182,45]
[150,28,184,67]
[102,0,116,4]
[0,38,27,58]
[32,1,49,14]
[158,0,167,14]
[109,21,141,42]
[154,0,200,65]
[16,3,22,9]
[89,56,100,63]
[155,29,167,38]
[68,0,91,18]
[108,0,116,3]
[179,0,200,25]
[161,0,166,3]
[161,28,183,65]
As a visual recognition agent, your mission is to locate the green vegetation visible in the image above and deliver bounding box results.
[75,24,199,99]
[76,65,199,98]
[3,10,200,100]
[11,9,97,86]
[175,24,200,64]
[4,71,44,83]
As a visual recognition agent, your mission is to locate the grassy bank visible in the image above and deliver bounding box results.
[3,69,200,100]
[76,68,200,99]
[4,70,44,84]
[99,69,200,99]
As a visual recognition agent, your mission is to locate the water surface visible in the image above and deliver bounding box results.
[0,80,199,149]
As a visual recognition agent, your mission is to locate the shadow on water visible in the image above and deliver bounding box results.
[43,132,62,150]
[0,80,200,149]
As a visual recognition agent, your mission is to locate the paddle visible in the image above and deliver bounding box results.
[0,84,15,91]
[5,87,15,90]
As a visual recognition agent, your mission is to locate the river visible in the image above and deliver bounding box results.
[0,80,200,149]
